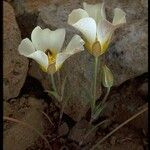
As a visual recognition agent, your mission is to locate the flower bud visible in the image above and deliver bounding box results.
[101,65,114,88]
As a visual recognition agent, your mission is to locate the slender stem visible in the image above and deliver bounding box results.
[58,105,64,126]
[57,71,61,92]
[102,88,110,104]
[50,73,57,93]
[92,57,99,116]
[58,76,67,126]
[79,119,109,146]
[41,111,54,126]
[59,91,68,126]
[90,104,148,150]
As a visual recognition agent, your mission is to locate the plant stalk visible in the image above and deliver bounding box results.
[102,87,110,104]
[92,57,99,113]
[50,73,58,94]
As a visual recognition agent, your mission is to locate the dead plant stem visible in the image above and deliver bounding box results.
[90,104,148,150]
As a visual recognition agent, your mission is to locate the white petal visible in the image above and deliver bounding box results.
[68,8,89,25]
[97,19,115,46]
[83,2,106,24]
[31,26,66,53]
[28,51,49,71]
[72,17,96,44]
[55,35,85,70]
[18,38,35,56]
[31,26,45,51]
[42,28,66,53]
[112,8,126,26]
[65,34,85,53]
[55,53,70,71]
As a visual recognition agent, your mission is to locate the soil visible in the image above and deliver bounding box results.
[4,73,148,150]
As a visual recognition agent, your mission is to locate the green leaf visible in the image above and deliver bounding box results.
[45,90,60,100]
[92,102,107,120]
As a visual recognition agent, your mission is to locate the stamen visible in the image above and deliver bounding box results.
[45,49,56,65]
[45,49,52,55]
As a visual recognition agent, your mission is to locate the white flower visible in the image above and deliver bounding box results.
[18,26,85,74]
[68,2,126,57]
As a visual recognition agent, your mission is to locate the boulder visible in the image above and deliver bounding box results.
[3,1,28,100]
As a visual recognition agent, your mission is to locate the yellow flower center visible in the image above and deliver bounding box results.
[45,49,56,65]
[92,41,101,57]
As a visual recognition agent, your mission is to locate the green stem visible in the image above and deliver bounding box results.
[91,57,99,119]
[57,71,61,92]
[58,103,65,126]
[50,73,57,93]
[58,93,65,126]
[102,87,110,104]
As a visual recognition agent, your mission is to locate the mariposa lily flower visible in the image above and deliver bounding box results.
[18,26,85,74]
[68,2,126,57]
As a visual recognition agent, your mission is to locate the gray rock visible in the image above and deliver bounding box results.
[29,0,147,121]
[3,1,28,100]
[11,0,52,16]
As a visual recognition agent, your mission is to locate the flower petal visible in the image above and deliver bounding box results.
[31,26,66,53]
[83,2,106,24]
[97,19,115,46]
[55,53,70,71]
[18,38,35,56]
[28,51,49,71]
[70,17,96,44]
[97,19,115,53]
[68,8,89,25]
[55,35,85,70]
[65,34,85,53]
[42,28,66,53]
[31,26,45,51]
[112,8,126,26]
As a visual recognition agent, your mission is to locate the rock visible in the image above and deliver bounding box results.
[58,122,69,136]
[3,101,13,117]
[11,0,52,39]
[137,82,148,97]
[3,97,47,150]
[106,21,148,85]
[29,0,147,121]
[12,0,52,16]
[3,1,28,100]
[68,119,96,145]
